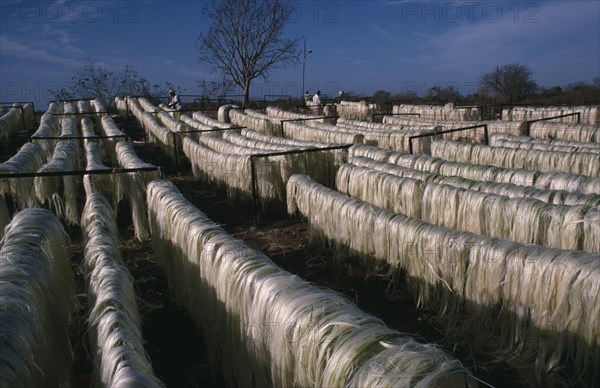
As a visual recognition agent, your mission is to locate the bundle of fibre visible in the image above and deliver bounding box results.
[139,111,175,160]
[392,103,480,121]
[81,116,111,184]
[85,141,123,206]
[63,100,77,115]
[77,99,91,114]
[266,105,324,122]
[31,102,63,156]
[505,105,599,125]
[60,115,79,139]
[529,121,600,143]
[0,208,76,387]
[115,96,128,117]
[99,115,126,156]
[0,142,46,208]
[22,102,35,129]
[230,108,277,135]
[182,135,284,203]
[222,130,301,152]
[382,115,528,137]
[491,132,600,153]
[337,117,437,132]
[1,102,36,133]
[138,97,161,113]
[81,186,164,387]
[126,97,146,127]
[303,118,439,153]
[0,105,22,144]
[179,114,217,133]
[351,144,600,194]
[380,115,486,142]
[157,111,187,133]
[222,130,339,187]
[431,139,600,177]
[490,136,600,154]
[198,133,297,191]
[240,127,336,148]
[192,111,235,129]
[115,141,159,242]
[350,156,600,207]
[147,179,476,388]
[287,174,600,386]
[217,104,239,123]
[283,120,364,144]
[336,163,600,252]
[81,116,99,149]
[336,100,376,121]
[244,108,283,135]
[91,98,106,115]
[241,128,347,180]
[34,139,82,225]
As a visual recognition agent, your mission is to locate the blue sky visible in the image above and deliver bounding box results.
[1,0,599,108]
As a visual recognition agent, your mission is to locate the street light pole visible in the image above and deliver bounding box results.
[302,38,312,98]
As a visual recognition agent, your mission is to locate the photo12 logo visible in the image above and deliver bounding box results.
[1,81,76,108]
[0,1,140,24]
[397,2,540,24]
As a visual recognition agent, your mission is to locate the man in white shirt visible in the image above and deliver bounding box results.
[167,89,183,111]
[311,90,322,115]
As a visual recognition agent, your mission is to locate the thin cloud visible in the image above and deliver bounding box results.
[415,1,599,76]
[0,36,75,65]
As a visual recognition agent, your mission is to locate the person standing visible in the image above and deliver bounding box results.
[311,90,322,115]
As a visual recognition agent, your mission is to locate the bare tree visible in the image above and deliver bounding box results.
[197,0,300,107]
[479,63,538,103]
[480,64,538,103]
[53,58,170,110]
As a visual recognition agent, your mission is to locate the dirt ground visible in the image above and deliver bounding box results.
[2,116,527,387]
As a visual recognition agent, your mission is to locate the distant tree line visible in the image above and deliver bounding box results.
[365,64,599,106]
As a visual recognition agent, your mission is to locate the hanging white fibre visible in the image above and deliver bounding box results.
[350,144,600,194]
[34,139,82,225]
[182,135,283,203]
[349,155,600,207]
[0,142,46,209]
[81,183,164,387]
[31,102,62,157]
[147,179,476,388]
[431,139,600,177]
[287,173,600,385]
[115,140,159,242]
[0,208,76,388]
[491,133,600,154]
[337,163,599,252]
[192,110,235,129]
[84,139,124,207]
[99,115,126,164]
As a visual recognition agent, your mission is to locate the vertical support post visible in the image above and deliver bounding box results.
[250,157,259,228]
[170,132,179,168]
[483,124,489,145]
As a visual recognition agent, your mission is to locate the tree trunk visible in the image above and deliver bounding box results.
[243,79,251,108]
